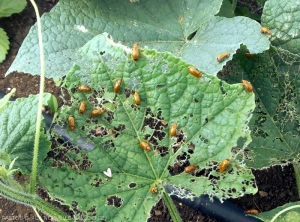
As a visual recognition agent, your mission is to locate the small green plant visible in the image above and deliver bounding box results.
[1,0,300,221]
[0,0,27,63]
[0,156,18,178]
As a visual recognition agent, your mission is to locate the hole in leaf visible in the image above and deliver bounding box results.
[187,149,194,154]
[105,110,114,123]
[129,183,136,188]
[124,89,133,98]
[199,134,209,144]
[114,124,126,132]
[131,103,140,111]
[102,140,115,151]
[187,31,196,40]
[142,108,168,151]
[87,206,96,216]
[107,196,122,208]
[168,162,184,175]
[156,84,165,89]
[91,177,103,187]
[89,126,108,138]
[107,129,117,138]
[155,145,169,157]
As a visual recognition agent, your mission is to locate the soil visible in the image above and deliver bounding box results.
[0,0,299,221]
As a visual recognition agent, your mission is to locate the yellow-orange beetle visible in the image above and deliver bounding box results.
[169,123,177,137]
[217,53,230,62]
[244,53,255,58]
[114,79,122,93]
[219,158,230,173]
[150,186,158,194]
[140,141,151,151]
[68,115,75,131]
[245,209,260,214]
[78,85,91,92]
[134,91,140,105]
[261,27,271,35]
[90,109,105,117]
[79,101,87,114]
[184,164,196,173]
[241,79,253,93]
[188,66,202,78]
[132,43,140,61]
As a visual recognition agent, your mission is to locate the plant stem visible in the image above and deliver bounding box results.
[232,0,238,11]
[29,0,45,194]
[0,181,71,221]
[162,190,183,222]
[293,163,300,199]
[33,207,45,222]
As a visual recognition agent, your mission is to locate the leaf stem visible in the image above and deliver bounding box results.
[162,190,183,222]
[293,163,300,199]
[232,0,238,11]
[0,181,72,221]
[28,0,45,194]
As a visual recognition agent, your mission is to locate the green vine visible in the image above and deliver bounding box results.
[0,181,71,221]
[162,190,183,222]
[29,0,45,195]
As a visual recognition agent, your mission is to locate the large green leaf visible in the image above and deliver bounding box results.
[262,0,300,55]
[0,28,9,63]
[0,94,52,174]
[0,0,26,18]
[7,0,270,78]
[219,47,300,168]
[217,0,300,168]
[256,201,300,222]
[39,33,256,221]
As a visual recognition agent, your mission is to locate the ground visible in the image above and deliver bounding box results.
[0,0,299,221]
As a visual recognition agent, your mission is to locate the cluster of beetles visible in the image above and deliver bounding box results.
[67,26,270,214]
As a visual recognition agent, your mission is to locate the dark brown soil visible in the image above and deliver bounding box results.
[0,0,299,221]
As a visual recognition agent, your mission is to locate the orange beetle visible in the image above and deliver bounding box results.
[219,158,230,173]
[244,53,255,58]
[261,27,271,35]
[79,101,87,114]
[217,53,230,62]
[242,79,253,93]
[139,141,151,151]
[90,109,105,117]
[188,66,202,78]
[169,123,177,137]
[132,43,140,61]
[150,186,158,194]
[68,115,75,131]
[78,85,91,92]
[114,79,122,93]
[133,91,140,105]
[245,209,259,214]
[184,164,196,173]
